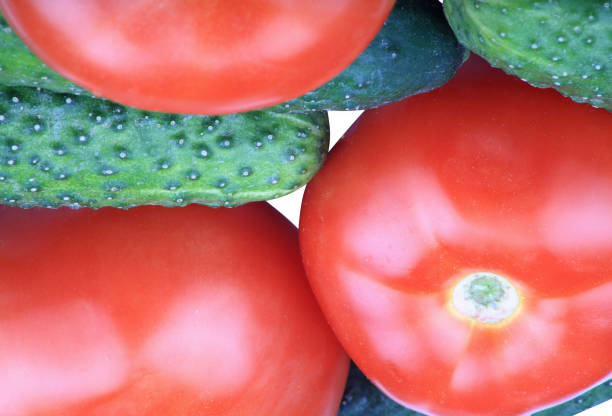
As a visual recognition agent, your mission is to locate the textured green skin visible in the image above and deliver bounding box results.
[0,15,89,96]
[339,363,612,416]
[281,0,467,111]
[0,86,328,208]
[444,0,612,112]
[1,1,466,112]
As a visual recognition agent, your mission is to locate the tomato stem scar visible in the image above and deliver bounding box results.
[451,272,520,325]
[468,275,504,306]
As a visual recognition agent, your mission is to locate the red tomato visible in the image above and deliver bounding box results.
[0,0,394,114]
[0,203,349,415]
[299,55,612,416]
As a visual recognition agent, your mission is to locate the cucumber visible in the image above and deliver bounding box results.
[282,0,467,111]
[1,1,466,112]
[339,363,612,416]
[0,15,89,96]
[0,85,328,208]
[444,0,612,112]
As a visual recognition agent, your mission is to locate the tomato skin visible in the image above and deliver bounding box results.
[299,56,612,416]
[0,203,349,415]
[0,0,394,114]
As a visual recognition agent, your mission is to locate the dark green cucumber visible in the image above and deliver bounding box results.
[1,1,466,112]
[444,0,612,112]
[0,15,90,96]
[339,363,612,416]
[282,0,467,111]
[0,86,328,208]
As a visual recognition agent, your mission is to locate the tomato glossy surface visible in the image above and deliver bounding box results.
[299,56,612,416]
[0,0,394,114]
[0,203,349,415]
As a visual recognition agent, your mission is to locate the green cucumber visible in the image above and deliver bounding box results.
[444,0,612,111]
[1,1,466,112]
[0,86,328,208]
[281,0,467,111]
[0,15,89,96]
[339,363,612,416]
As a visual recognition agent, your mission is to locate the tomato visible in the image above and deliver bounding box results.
[299,55,612,416]
[0,203,349,415]
[0,0,394,115]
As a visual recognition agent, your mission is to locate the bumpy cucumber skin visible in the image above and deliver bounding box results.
[1,1,466,113]
[0,15,89,96]
[0,86,328,208]
[282,0,467,111]
[339,363,612,416]
[444,0,611,112]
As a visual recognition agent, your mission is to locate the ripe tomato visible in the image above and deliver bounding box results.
[299,56,612,416]
[0,203,349,415]
[0,0,394,115]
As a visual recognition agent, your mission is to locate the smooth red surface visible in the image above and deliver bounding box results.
[0,0,394,114]
[0,203,349,415]
[299,56,612,416]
